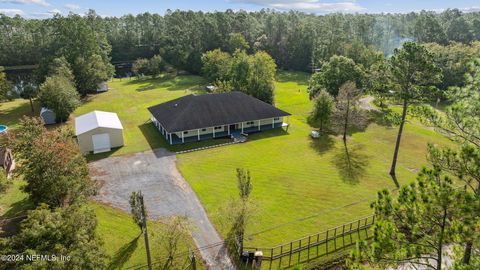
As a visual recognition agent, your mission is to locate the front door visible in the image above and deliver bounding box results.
[229,124,236,131]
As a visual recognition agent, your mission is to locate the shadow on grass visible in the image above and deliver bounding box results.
[126,74,207,93]
[332,142,369,184]
[107,235,141,270]
[275,71,309,86]
[309,134,335,155]
[0,196,33,237]
[138,121,168,150]
[368,108,400,128]
[1,197,34,219]
[86,147,122,162]
[247,128,289,142]
[0,100,38,127]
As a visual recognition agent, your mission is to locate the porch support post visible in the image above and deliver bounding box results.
[213,128,215,138]
[197,129,200,141]
[182,132,184,143]
[272,118,274,128]
[169,133,172,144]
[258,120,261,131]
[228,125,230,135]
[241,122,244,133]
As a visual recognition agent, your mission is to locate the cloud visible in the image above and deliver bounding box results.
[49,8,61,14]
[0,8,25,16]
[0,0,50,7]
[64,3,80,10]
[462,6,480,13]
[230,0,366,13]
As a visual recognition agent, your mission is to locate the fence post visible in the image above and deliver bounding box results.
[326,230,329,255]
[269,248,273,270]
[349,222,353,244]
[316,234,320,256]
[342,224,345,249]
[307,236,311,262]
[334,228,337,252]
[279,245,283,269]
[357,220,361,239]
[289,242,293,266]
[298,239,301,263]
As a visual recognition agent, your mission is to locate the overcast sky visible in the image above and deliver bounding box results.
[1,0,480,18]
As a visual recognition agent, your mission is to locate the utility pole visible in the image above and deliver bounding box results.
[140,193,153,270]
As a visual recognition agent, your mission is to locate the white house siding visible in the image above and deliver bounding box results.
[151,114,286,144]
[77,127,124,154]
[174,126,226,138]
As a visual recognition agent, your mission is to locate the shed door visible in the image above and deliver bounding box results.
[92,133,111,154]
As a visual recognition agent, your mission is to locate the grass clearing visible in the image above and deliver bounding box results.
[0,99,39,129]
[72,74,212,159]
[94,203,203,270]
[176,71,454,247]
[1,71,454,256]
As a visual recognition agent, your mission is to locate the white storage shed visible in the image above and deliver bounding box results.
[75,111,124,154]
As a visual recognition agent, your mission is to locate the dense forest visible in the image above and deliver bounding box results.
[1,8,480,73]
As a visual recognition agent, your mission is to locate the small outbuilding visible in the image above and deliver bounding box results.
[0,148,15,178]
[75,111,124,154]
[40,107,56,125]
[97,82,109,93]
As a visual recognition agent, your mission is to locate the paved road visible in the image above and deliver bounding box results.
[89,148,235,270]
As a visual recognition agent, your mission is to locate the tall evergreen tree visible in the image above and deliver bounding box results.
[370,168,464,270]
[388,42,441,180]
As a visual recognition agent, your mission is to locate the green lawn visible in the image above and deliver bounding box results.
[0,71,453,256]
[72,74,218,159]
[94,203,204,270]
[0,99,39,129]
[0,181,202,269]
[176,71,454,247]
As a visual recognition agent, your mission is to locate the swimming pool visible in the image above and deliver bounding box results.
[0,125,8,134]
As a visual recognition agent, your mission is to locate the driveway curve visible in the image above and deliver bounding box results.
[89,148,235,270]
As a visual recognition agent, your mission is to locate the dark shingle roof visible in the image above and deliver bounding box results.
[148,91,291,132]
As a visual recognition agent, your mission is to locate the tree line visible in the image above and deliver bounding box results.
[1,8,480,73]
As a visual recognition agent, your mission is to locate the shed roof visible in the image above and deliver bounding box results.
[75,111,123,136]
[148,91,291,133]
[40,107,54,115]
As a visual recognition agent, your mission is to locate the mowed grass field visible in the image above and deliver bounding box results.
[0,71,452,254]
[176,71,454,247]
[72,74,213,158]
[0,181,202,269]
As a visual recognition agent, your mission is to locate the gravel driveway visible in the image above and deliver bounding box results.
[89,148,235,270]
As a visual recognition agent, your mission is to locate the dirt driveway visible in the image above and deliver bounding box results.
[89,148,235,270]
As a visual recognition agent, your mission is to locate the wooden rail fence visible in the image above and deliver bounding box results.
[244,215,375,269]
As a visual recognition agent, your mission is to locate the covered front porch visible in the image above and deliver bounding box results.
[152,117,286,145]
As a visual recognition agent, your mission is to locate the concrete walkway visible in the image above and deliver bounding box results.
[89,148,235,270]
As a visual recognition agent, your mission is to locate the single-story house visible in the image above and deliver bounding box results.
[148,91,291,145]
[40,107,56,125]
[75,111,124,154]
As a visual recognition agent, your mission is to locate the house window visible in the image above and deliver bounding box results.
[246,121,254,125]
[274,117,280,121]
[183,131,188,134]
[201,128,207,132]
[214,126,222,130]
